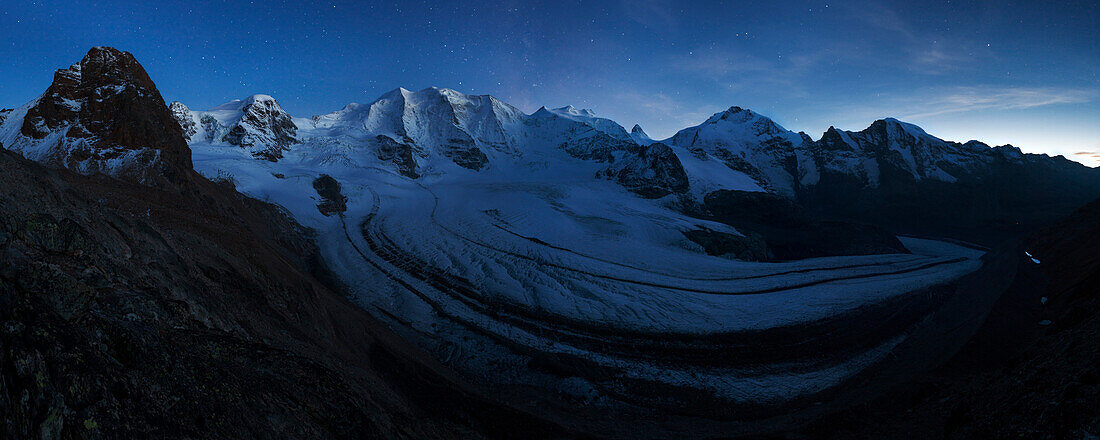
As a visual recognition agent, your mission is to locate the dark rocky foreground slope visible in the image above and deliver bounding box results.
[0,148,571,439]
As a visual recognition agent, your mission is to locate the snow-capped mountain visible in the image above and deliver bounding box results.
[171,94,298,161]
[167,84,1099,215]
[175,86,691,197]
[0,47,192,186]
[666,106,818,197]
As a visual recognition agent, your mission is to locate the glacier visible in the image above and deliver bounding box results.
[178,87,988,411]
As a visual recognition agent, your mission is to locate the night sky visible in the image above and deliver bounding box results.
[2,0,1097,165]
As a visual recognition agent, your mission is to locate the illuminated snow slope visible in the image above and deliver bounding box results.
[184,88,985,409]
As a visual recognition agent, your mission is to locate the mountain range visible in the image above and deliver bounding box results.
[5,47,1097,238]
[2,46,1098,439]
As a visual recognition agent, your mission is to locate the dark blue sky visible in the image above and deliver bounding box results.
[2,0,1097,164]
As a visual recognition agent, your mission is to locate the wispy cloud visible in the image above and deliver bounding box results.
[845,3,917,42]
[899,87,1096,118]
[835,86,1097,123]
[1073,149,1100,167]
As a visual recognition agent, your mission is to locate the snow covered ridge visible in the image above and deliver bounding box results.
[172,87,1077,202]
[176,86,690,198]
[0,47,192,187]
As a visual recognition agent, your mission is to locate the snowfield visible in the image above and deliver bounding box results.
[185,90,986,408]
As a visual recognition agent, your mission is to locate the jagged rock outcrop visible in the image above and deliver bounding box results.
[373,135,420,178]
[221,95,299,161]
[0,47,193,187]
[168,101,197,140]
[598,142,689,198]
[312,174,348,216]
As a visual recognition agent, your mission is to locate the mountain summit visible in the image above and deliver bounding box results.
[0,47,192,187]
[172,94,299,161]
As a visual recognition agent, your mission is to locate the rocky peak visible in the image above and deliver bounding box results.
[7,46,193,187]
[818,126,857,150]
[169,101,197,140]
[993,144,1024,160]
[697,106,789,139]
[222,94,299,161]
[707,106,753,123]
[172,94,300,162]
[863,118,940,146]
[630,124,654,145]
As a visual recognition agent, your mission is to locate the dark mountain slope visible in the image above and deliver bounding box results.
[0,149,569,439]
[804,198,1100,439]
[798,121,1100,245]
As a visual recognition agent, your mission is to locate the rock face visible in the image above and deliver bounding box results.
[312,174,347,216]
[373,135,420,178]
[598,142,689,198]
[170,95,299,161]
[168,101,197,140]
[221,95,299,161]
[630,124,654,145]
[0,47,193,187]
